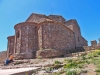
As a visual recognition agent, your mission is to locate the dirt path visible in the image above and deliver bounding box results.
[81,63,96,75]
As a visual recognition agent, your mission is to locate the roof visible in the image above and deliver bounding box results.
[14,22,37,29]
[37,20,74,33]
[26,13,49,22]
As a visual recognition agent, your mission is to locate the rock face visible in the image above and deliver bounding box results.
[7,13,88,59]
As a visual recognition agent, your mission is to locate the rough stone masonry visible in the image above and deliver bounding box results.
[7,13,88,59]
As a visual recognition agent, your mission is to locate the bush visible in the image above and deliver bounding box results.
[77,64,84,68]
[67,59,73,63]
[37,56,42,59]
[54,60,62,69]
[54,60,61,65]
[66,70,76,75]
[64,59,67,62]
[64,61,77,68]
[94,50,100,55]
[92,51,98,57]
[65,68,82,75]
[44,67,53,73]
[95,68,100,73]
[88,50,100,58]
[76,60,85,64]
[81,55,86,60]
[86,53,93,59]
[81,69,87,73]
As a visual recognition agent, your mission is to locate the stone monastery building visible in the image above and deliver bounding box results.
[7,13,88,59]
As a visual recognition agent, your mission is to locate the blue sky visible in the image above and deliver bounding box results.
[0,0,100,51]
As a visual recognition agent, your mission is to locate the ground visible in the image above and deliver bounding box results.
[0,50,100,75]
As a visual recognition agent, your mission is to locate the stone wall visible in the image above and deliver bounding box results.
[83,45,100,51]
[14,22,38,58]
[65,20,81,47]
[48,15,66,23]
[80,36,88,46]
[36,49,65,58]
[0,51,7,64]
[6,13,88,59]
[26,13,66,23]
[75,44,100,52]
[37,21,76,52]
[75,47,85,52]
[65,19,88,47]
[91,40,97,46]
[7,36,15,57]
[26,13,49,23]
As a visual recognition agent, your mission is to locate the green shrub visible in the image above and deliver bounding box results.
[66,70,76,75]
[65,68,82,75]
[67,59,73,63]
[81,69,87,73]
[81,55,86,60]
[85,60,90,64]
[95,68,100,73]
[86,52,95,59]
[77,64,84,68]
[64,58,67,62]
[94,50,100,55]
[88,50,100,58]
[97,64,100,68]
[96,73,100,75]
[52,71,64,75]
[64,61,77,68]
[92,51,98,57]
[54,60,61,65]
[44,67,53,72]
[76,60,84,64]
[86,53,93,59]
[37,56,42,59]
[59,70,65,74]
[81,53,86,56]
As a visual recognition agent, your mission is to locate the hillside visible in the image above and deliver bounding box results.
[0,50,100,75]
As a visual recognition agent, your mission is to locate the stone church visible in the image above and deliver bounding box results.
[7,13,88,59]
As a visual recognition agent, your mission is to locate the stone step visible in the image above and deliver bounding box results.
[0,67,40,75]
